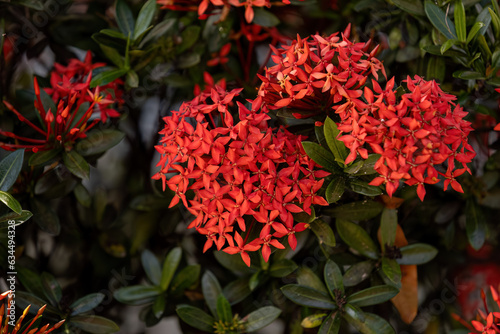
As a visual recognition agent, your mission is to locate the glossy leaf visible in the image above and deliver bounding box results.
[70,293,105,316]
[0,149,24,191]
[63,151,89,179]
[424,1,457,40]
[325,177,344,203]
[302,141,341,173]
[398,243,438,265]
[336,219,379,260]
[169,264,200,295]
[454,0,466,42]
[379,208,397,251]
[134,0,156,40]
[318,311,341,334]
[325,201,383,221]
[115,0,135,37]
[113,285,162,305]
[160,247,181,290]
[202,270,223,317]
[301,313,327,328]
[71,315,120,334]
[324,259,344,297]
[0,210,32,228]
[0,191,22,214]
[381,258,401,288]
[142,249,162,286]
[216,294,232,323]
[245,306,281,332]
[176,305,215,332]
[269,259,298,278]
[453,70,485,80]
[90,68,128,88]
[348,179,382,196]
[465,199,486,250]
[440,39,458,54]
[343,261,375,287]
[347,285,399,307]
[324,117,348,166]
[310,219,336,247]
[281,285,337,310]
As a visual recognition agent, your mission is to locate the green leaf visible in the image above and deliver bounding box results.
[380,258,401,289]
[453,70,485,80]
[398,243,438,265]
[134,0,156,40]
[343,261,375,287]
[100,45,124,68]
[152,295,166,319]
[302,141,342,173]
[348,179,382,196]
[392,0,425,16]
[325,177,344,204]
[139,18,176,48]
[440,39,458,54]
[488,8,500,39]
[28,149,61,167]
[324,117,348,166]
[0,210,32,228]
[92,32,127,51]
[325,200,383,221]
[142,249,162,286]
[281,285,337,310]
[223,278,251,305]
[296,267,328,294]
[468,21,485,45]
[160,246,182,290]
[301,313,328,328]
[347,285,399,307]
[310,219,336,247]
[465,199,486,250]
[251,8,280,27]
[126,70,139,88]
[31,198,60,235]
[113,285,162,305]
[454,0,466,42]
[177,25,201,54]
[493,0,500,16]
[426,56,446,82]
[41,272,62,306]
[477,6,492,36]
[423,45,467,57]
[176,305,215,332]
[70,293,105,316]
[76,130,125,157]
[318,311,341,334]
[202,270,223,318]
[71,315,120,334]
[269,259,298,278]
[424,1,457,40]
[16,269,46,302]
[343,154,380,175]
[344,306,395,334]
[177,53,201,69]
[216,294,232,323]
[249,270,266,291]
[245,306,281,332]
[0,149,24,191]
[63,151,89,179]
[169,264,200,295]
[336,219,379,260]
[380,208,397,251]
[324,259,344,298]
[0,191,22,214]
[15,291,60,316]
[214,250,257,275]
[74,184,92,208]
[115,0,135,37]
[90,68,128,88]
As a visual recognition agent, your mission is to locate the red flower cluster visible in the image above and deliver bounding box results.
[0,51,123,152]
[257,25,386,119]
[153,81,329,266]
[453,285,500,334]
[337,75,475,200]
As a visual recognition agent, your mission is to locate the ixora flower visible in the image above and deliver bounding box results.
[0,52,122,152]
[0,291,64,334]
[153,80,329,266]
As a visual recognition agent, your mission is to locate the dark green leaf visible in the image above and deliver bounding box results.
[380,208,397,251]
[214,250,257,275]
[392,0,425,16]
[31,198,60,235]
[296,267,328,294]
[177,53,201,69]
[348,179,382,196]
[92,32,127,51]
[41,272,62,306]
[343,154,380,175]
[324,117,348,166]
[0,191,22,214]
[139,18,176,47]
[318,311,341,334]
[134,0,156,40]
[100,45,124,68]
[467,21,485,44]
[245,306,281,332]
[142,249,162,286]
[301,313,327,328]
[74,184,91,208]
[454,0,466,42]
[281,285,337,310]
[424,1,457,39]
[76,130,125,157]
[453,70,485,80]
[176,306,215,331]
[62,151,89,179]
[28,149,61,167]
[90,68,128,88]
[216,294,232,323]
[0,149,24,191]
[347,285,399,307]
[115,0,135,37]
[380,258,401,288]
[161,247,182,290]
[325,200,383,221]
[251,8,280,27]
[426,56,446,82]
[113,285,161,305]
[302,141,341,173]
[343,261,375,287]
[336,219,379,260]
[202,270,223,318]
[16,269,45,301]
[324,259,344,298]
[315,123,328,148]
[169,264,200,295]
[311,220,336,247]
[130,194,172,211]
[152,295,166,319]
[489,8,500,38]
[71,315,120,334]
[177,26,201,54]
[0,210,32,228]
[15,291,60,316]
[70,293,105,316]
[465,199,487,250]
[269,259,298,278]
[423,45,467,57]
[249,270,266,291]
[398,243,438,265]
[344,306,395,334]
[223,278,251,305]
[477,6,492,35]
[326,177,344,203]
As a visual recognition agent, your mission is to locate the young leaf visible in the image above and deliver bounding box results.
[160,247,182,290]
[141,249,162,286]
[115,0,135,37]
[113,285,162,305]
[244,306,281,332]
[176,305,215,332]
[324,117,348,166]
[454,0,466,42]
[424,1,457,40]
[70,293,106,316]
[301,313,328,328]
[343,261,375,287]
[336,219,379,260]
[133,0,156,40]
[326,177,345,203]
[379,208,398,251]
[0,149,24,191]
[310,219,336,247]
[268,259,298,278]
[440,39,457,54]
[0,191,22,214]
[302,141,341,173]
[216,294,233,323]
[62,151,89,179]
[202,270,223,318]
[347,285,399,307]
[281,285,337,310]
[465,199,486,250]
[398,243,438,265]
[71,315,120,334]
[324,259,344,299]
